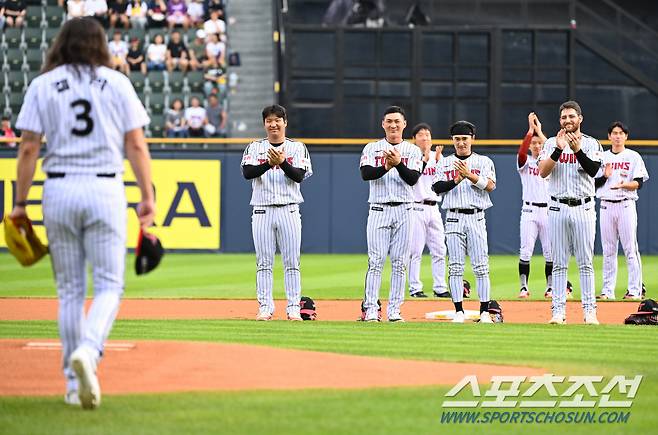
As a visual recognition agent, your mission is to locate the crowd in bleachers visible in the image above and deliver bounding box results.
[0,0,230,140]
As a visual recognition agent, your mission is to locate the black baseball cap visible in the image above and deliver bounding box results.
[135,229,164,275]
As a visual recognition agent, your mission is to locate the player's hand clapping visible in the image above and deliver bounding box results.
[566,131,581,152]
[384,148,402,167]
[556,129,568,150]
[435,145,444,161]
[267,147,286,166]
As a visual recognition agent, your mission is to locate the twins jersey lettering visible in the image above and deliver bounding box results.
[596,149,649,201]
[242,138,313,205]
[360,139,423,203]
[538,134,603,198]
[518,155,549,203]
[433,153,496,210]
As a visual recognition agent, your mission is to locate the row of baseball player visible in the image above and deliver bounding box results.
[241,100,649,326]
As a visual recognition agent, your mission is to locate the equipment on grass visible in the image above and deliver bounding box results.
[624,299,658,325]
[300,296,316,320]
[487,300,504,323]
[135,228,164,275]
[463,279,471,298]
[3,215,48,266]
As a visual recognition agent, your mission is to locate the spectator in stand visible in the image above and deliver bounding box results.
[188,29,208,71]
[203,67,225,97]
[206,0,225,19]
[186,0,204,27]
[0,2,5,30]
[184,96,208,138]
[205,94,227,138]
[203,9,225,39]
[108,30,130,74]
[1,116,17,148]
[166,0,189,30]
[109,0,130,28]
[126,0,148,28]
[127,37,147,74]
[146,0,166,27]
[4,0,26,27]
[66,0,86,19]
[205,31,226,69]
[165,98,188,138]
[146,33,167,71]
[85,0,109,26]
[166,30,189,72]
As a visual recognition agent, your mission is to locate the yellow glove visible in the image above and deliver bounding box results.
[3,215,48,266]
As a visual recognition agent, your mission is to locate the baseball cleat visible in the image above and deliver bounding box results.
[544,288,552,299]
[623,291,641,301]
[478,311,493,323]
[452,311,465,323]
[70,347,101,410]
[410,291,428,298]
[256,310,273,321]
[433,291,450,298]
[64,390,81,406]
[518,287,529,298]
[287,315,303,321]
[388,316,405,323]
[596,294,615,300]
[364,317,380,322]
[584,312,600,325]
[548,316,566,325]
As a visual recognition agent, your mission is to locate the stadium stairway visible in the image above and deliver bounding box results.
[226,0,276,136]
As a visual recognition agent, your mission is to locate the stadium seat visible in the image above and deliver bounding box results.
[3,27,23,49]
[24,27,43,49]
[26,71,39,85]
[44,27,60,46]
[0,72,7,91]
[149,114,165,137]
[186,70,204,93]
[26,0,42,5]
[7,71,26,92]
[3,48,25,71]
[24,49,44,71]
[127,28,145,43]
[148,92,167,115]
[147,70,165,92]
[25,6,43,28]
[167,70,185,92]
[130,72,147,93]
[45,6,64,28]
[8,92,24,114]
[45,0,60,5]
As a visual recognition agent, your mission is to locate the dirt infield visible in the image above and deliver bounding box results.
[0,339,546,396]
[0,297,637,324]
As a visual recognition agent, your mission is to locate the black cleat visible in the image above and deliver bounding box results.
[410,291,428,298]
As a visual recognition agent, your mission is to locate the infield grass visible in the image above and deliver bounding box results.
[1,320,657,434]
[1,253,656,300]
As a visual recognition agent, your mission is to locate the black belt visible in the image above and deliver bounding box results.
[551,196,592,206]
[449,208,482,215]
[384,202,405,207]
[416,200,437,206]
[47,172,116,178]
[602,199,629,203]
[524,201,548,207]
[268,203,296,207]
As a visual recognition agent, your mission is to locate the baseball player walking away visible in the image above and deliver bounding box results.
[517,112,554,299]
[241,104,313,321]
[432,121,496,324]
[595,121,649,300]
[10,18,154,409]
[407,123,448,298]
[360,106,423,322]
[538,100,603,325]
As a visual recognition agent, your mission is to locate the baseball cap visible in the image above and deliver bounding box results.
[196,29,206,39]
[135,228,164,275]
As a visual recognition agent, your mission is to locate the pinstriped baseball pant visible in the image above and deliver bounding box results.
[42,175,126,393]
[408,204,447,294]
[364,203,412,319]
[252,204,302,316]
[548,199,597,317]
[444,211,491,303]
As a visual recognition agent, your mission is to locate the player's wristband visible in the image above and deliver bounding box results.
[550,148,563,162]
[15,200,27,207]
[473,175,488,190]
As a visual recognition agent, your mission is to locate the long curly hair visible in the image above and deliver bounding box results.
[42,17,112,76]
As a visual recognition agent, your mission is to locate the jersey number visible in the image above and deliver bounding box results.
[70,99,94,136]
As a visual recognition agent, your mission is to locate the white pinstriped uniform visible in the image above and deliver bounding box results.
[408,152,447,296]
[241,138,312,317]
[16,65,149,394]
[518,155,552,262]
[596,149,649,297]
[433,153,495,303]
[360,139,423,320]
[538,134,603,318]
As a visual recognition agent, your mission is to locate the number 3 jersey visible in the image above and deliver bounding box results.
[16,65,150,174]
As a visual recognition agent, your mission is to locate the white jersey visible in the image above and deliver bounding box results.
[596,149,649,201]
[434,153,496,210]
[241,138,313,206]
[360,139,423,204]
[518,155,549,203]
[16,65,149,174]
[412,152,442,203]
[538,134,603,199]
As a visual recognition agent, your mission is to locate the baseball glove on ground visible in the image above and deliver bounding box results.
[3,215,48,266]
[300,296,317,320]
[624,299,658,325]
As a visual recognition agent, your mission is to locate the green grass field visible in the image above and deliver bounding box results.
[0,253,655,300]
[1,252,657,434]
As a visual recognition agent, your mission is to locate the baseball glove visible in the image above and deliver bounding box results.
[623,299,658,325]
[300,296,317,320]
[463,279,471,298]
[135,228,164,275]
[487,300,504,323]
[3,215,48,266]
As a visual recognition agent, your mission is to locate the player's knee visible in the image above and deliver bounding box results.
[448,264,464,276]
[552,264,567,275]
[390,258,407,274]
[472,263,489,277]
[578,263,594,274]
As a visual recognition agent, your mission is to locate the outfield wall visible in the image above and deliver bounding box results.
[2,146,657,254]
